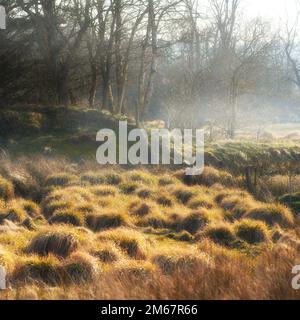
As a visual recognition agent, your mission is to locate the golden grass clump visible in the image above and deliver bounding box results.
[42,187,95,218]
[138,212,170,229]
[128,200,159,217]
[26,230,79,258]
[136,187,153,199]
[63,252,99,284]
[0,201,27,223]
[220,195,255,221]
[45,173,77,187]
[49,210,84,227]
[188,194,214,210]
[113,260,156,279]
[179,210,210,234]
[152,249,213,275]
[81,172,105,185]
[119,182,139,194]
[89,186,117,197]
[173,230,194,242]
[246,203,294,228]
[156,194,174,207]
[204,223,236,247]
[0,246,16,273]
[182,166,235,187]
[92,242,123,263]
[86,213,128,232]
[0,175,14,201]
[234,219,269,244]
[173,187,195,204]
[98,228,148,260]
[104,172,122,185]
[158,176,177,186]
[20,200,41,218]
[126,170,155,184]
[12,255,62,286]
[42,199,73,218]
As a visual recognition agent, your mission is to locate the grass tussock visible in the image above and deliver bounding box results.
[86,213,128,232]
[26,230,79,258]
[246,204,294,228]
[0,155,300,300]
[235,219,269,244]
[204,223,236,247]
[0,175,14,201]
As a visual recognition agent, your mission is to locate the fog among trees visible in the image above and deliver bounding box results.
[1,0,300,136]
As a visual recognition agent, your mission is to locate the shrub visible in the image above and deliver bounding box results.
[86,213,127,232]
[173,188,195,204]
[12,256,62,286]
[49,210,84,227]
[26,230,79,258]
[235,220,269,244]
[180,210,209,234]
[45,173,77,187]
[0,176,14,201]
[246,204,294,228]
[204,224,236,247]
[63,252,98,284]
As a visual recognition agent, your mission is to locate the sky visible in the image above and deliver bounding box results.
[245,0,298,23]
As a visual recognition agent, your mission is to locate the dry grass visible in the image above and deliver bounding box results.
[0,155,299,300]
